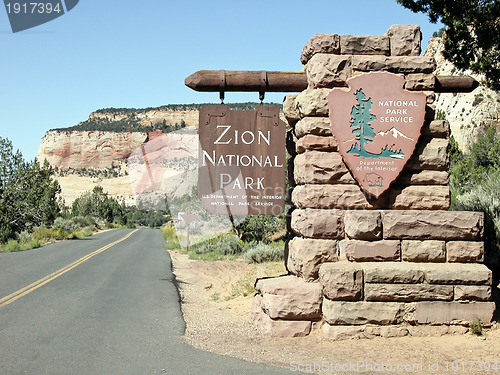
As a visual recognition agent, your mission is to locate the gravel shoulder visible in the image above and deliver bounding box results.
[169,250,500,374]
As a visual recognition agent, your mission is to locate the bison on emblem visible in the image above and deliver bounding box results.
[365,172,384,187]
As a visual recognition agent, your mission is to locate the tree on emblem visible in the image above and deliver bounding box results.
[347,88,404,159]
[348,88,377,157]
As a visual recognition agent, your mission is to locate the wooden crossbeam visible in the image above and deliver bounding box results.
[185,70,479,93]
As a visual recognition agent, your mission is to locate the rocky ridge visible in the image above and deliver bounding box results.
[423,37,500,150]
[37,107,200,206]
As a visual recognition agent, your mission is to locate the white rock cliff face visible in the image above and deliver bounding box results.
[37,109,199,206]
[37,130,147,170]
[424,37,500,150]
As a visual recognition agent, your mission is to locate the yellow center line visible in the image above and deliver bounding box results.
[0,229,139,309]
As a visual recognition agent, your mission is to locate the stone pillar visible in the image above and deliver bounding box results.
[252,25,495,339]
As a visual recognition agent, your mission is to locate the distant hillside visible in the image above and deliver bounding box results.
[55,102,282,133]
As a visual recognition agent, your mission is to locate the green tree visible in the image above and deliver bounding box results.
[0,137,23,192]
[450,126,500,195]
[348,88,377,156]
[449,126,500,283]
[71,186,125,224]
[0,137,61,242]
[397,0,500,90]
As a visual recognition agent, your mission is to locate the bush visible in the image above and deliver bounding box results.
[190,234,243,256]
[52,215,100,233]
[26,239,41,249]
[163,225,180,249]
[126,208,169,228]
[470,318,484,336]
[242,241,285,263]
[236,215,284,242]
[52,217,79,232]
[450,126,500,283]
[32,227,69,242]
[17,230,33,244]
[68,227,94,239]
[454,170,500,282]
[1,239,22,252]
[0,238,41,253]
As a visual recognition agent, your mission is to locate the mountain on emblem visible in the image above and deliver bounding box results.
[377,127,414,141]
[327,72,427,198]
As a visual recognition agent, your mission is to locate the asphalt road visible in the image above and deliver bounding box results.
[0,228,292,375]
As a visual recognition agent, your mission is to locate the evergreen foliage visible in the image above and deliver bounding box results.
[71,187,169,228]
[71,186,125,224]
[450,126,500,195]
[397,0,500,90]
[125,206,168,228]
[0,138,61,243]
[236,214,284,243]
[449,126,500,283]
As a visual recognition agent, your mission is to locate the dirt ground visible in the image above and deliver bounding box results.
[169,250,500,374]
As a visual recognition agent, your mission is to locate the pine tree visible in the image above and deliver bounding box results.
[349,88,377,156]
[0,138,61,242]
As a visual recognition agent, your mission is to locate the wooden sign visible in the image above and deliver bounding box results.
[198,105,286,215]
[327,72,427,198]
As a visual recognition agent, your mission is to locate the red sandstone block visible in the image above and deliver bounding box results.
[447,241,484,263]
[340,239,400,261]
[383,210,484,240]
[415,301,495,324]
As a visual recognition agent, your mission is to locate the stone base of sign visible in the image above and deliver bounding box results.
[321,323,475,341]
[253,275,323,320]
[253,25,496,339]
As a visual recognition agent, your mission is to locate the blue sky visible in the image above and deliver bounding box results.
[0,0,441,160]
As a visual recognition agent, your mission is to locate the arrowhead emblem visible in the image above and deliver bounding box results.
[327,72,427,198]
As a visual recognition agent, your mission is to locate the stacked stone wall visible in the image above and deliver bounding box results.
[252,25,495,339]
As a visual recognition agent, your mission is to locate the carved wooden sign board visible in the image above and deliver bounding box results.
[327,72,427,198]
[198,105,286,215]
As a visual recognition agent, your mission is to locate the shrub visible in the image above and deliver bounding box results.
[32,227,69,242]
[190,234,243,256]
[225,275,255,300]
[454,170,500,282]
[26,239,41,249]
[17,230,33,244]
[72,215,98,228]
[450,126,500,283]
[68,227,94,239]
[163,225,180,249]
[242,241,285,263]
[0,238,42,252]
[52,215,100,233]
[52,217,79,233]
[1,239,22,252]
[236,215,284,242]
[470,318,483,336]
